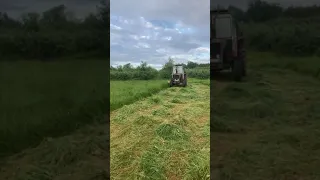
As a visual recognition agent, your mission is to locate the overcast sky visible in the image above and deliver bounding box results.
[212,0,320,9]
[110,0,210,69]
[0,0,100,19]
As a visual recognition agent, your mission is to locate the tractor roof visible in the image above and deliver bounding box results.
[211,9,230,14]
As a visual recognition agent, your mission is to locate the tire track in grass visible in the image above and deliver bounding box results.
[110,79,210,180]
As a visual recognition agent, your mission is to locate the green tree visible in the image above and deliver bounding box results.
[159,57,175,79]
[246,0,283,22]
[228,6,247,22]
[186,61,198,69]
[123,63,133,70]
[21,12,40,32]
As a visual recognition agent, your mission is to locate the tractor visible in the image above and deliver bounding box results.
[169,65,187,87]
[211,8,246,81]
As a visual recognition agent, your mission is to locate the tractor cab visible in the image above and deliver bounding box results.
[211,8,246,81]
[169,65,187,87]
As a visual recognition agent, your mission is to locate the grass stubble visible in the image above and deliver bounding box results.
[0,73,210,179]
[110,79,210,180]
[211,53,320,180]
[5,52,318,180]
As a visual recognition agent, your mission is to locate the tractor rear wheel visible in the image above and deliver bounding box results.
[240,49,247,77]
[169,79,173,87]
[232,60,244,82]
[183,76,187,87]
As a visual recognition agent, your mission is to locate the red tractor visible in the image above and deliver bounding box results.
[169,65,187,87]
[211,9,247,81]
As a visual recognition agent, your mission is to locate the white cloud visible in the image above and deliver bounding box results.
[110,0,210,68]
[110,24,122,30]
[134,42,151,49]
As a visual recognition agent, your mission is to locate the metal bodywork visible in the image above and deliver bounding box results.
[211,9,246,81]
[169,65,187,87]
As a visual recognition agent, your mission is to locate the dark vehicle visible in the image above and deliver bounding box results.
[169,65,187,87]
[211,9,246,81]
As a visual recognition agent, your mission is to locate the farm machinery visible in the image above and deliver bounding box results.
[211,8,247,81]
[169,65,187,87]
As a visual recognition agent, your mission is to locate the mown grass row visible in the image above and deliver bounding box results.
[1,59,208,158]
[211,68,320,179]
[0,79,210,179]
[111,79,210,179]
[0,60,109,157]
[211,51,320,179]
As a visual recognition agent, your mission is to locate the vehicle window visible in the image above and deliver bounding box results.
[213,15,232,38]
[172,66,183,74]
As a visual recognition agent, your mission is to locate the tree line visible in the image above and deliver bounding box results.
[0,1,109,60]
[225,0,320,56]
[110,59,210,80]
[227,0,320,23]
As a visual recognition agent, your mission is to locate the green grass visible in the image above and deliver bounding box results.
[110,79,210,180]
[248,51,320,78]
[110,80,168,110]
[0,60,109,157]
[0,78,209,180]
[211,53,320,179]
[0,121,109,180]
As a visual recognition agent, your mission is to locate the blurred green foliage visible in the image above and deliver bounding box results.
[226,0,320,56]
[110,59,210,80]
[0,1,109,60]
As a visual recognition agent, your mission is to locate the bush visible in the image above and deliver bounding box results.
[186,68,210,79]
[242,17,320,56]
[226,1,320,56]
[0,1,109,60]
[110,62,210,80]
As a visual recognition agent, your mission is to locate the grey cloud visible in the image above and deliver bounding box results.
[169,41,200,52]
[0,2,28,11]
[212,0,320,10]
[111,18,207,53]
[110,0,210,67]
[0,0,100,18]
[111,41,190,65]
[111,0,210,28]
